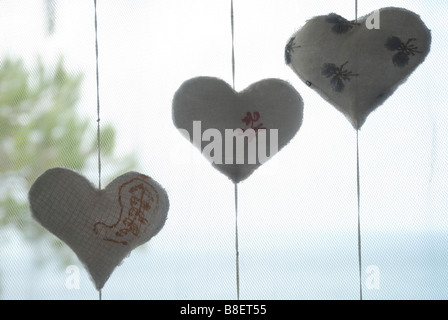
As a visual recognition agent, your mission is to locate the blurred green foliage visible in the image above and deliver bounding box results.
[0,57,136,266]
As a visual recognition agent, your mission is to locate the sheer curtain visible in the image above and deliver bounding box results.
[0,0,447,299]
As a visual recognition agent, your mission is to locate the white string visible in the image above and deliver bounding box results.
[354,0,362,300]
[234,183,240,300]
[94,0,102,191]
[230,0,240,300]
[94,0,102,300]
[231,0,235,90]
[356,130,362,300]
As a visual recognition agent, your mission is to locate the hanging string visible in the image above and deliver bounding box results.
[94,0,102,300]
[230,0,240,300]
[94,0,102,191]
[356,130,362,300]
[354,0,362,300]
[234,183,240,300]
[231,0,236,90]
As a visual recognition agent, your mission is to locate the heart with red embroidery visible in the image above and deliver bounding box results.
[286,7,431,129]
[172,77,304,183]
[29,168,169,290]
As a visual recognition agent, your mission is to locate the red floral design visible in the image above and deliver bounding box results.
[239,111,266,142]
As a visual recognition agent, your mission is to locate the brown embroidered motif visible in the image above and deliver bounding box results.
[285,36,301,64]
[93,175,160,245]
[326,13,359,34]
[385,37,422,67]
[321,61,359,92]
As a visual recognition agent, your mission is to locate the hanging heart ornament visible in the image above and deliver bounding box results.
[286,7,431,129]
[172,77,304,183]
[29,168,169,290]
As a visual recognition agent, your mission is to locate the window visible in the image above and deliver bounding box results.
[1,0,447,300]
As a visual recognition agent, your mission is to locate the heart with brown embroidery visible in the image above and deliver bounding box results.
[29,168,169,290]
[172,77,304,183]
[286,7,431,129]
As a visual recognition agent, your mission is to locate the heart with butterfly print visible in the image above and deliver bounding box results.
[29,168,169,290]
[172,77,304,183]
[286,7,431,129]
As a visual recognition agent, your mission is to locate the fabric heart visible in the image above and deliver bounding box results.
[28,168,169,290]
[286,7,431,129]
[172,77,303,183]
